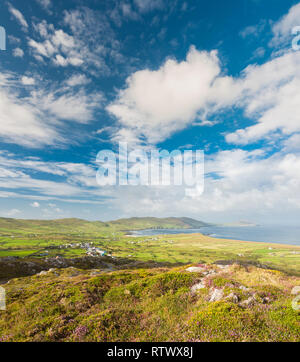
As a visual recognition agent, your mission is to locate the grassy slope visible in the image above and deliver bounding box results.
[0,216,208,234]
[109,217,209,230]
[0,263,299,342]
[0,217,109,234]
[0,217,299,342]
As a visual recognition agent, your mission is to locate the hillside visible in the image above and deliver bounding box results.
[0,216,209,234]
[109,217,210,230]
[0,217,109,235]
[0,262,299,342]
[0,217,299,342]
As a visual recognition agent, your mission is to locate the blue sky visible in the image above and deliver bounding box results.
[0,0,300,223]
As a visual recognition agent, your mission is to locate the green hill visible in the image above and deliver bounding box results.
[0,217,108,234]
[109,217,209,230]
[0,263,299,342]
[0,216,209,234]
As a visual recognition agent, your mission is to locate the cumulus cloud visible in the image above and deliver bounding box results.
[107,3,300,148]
[108,44,300,147]
[107,46,224,144]
[226,51,300,144]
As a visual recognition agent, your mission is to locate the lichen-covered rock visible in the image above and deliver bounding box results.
[186,266,206,273]
[209,288,224,302]
[240,295,256,307]
[225,292,239,303]
[190,282,206,294]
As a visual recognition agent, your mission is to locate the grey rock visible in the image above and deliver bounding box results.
[190,282,206,294]
[240,295,256,307]
[226,292,239,303]
[209,288,224,302]
[38,271,48,276]
[186,267,206,273]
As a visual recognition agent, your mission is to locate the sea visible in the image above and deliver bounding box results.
[131,225,300,246]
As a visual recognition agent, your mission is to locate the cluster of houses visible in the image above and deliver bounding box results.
[46,241,110,258]
[86,246,109,257]
[58,242,93,249]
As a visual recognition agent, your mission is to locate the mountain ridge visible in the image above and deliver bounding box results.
[0,216,210,232]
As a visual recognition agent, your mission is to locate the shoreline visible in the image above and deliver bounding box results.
[129,227,300,248]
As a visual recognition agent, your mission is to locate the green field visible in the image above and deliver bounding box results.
[0,217,299,275]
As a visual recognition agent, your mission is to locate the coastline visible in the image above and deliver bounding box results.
[130,225,300,247]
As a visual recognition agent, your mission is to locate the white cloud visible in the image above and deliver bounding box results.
[66,74,90,87]
[63,7,120,74]
[4,209,21,217]
[282,133,300,152]
[121,3,139,20]
[35,0,51,11]
[28,12,119,75]
[239,20,268,39]
[1,145,300,224]
[28,24,85,68]
[107,46,223,144]
[0,152,108,204]
[134,0,164,13]
[30,88,102,124]
[0,72,102,147]
[8,35,21,45]
[226,51,300,145]
[0,74,60,147]
[21,76,35,85]
[7,3,28,31]
[97,148,300,224]
[107,3,300,148]
[30,201,40,208]
[271,2,300,46]
[12,48,24,58]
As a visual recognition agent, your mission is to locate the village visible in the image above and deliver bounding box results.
[39,242,111,258]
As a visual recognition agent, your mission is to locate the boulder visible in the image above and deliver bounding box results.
[240,295,256,307]
[186,267,205,273]
[38,271,48,276]
[209,288,224,302]
[190,282,206,294]
[226,292,239,303]
[291,286,300,295]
